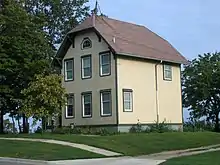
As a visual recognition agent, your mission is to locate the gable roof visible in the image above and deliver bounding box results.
[56,15,188,64]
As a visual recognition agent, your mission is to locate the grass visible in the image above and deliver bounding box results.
[1,132,220,156]
[0,139,103,161]
[160,151,220,165]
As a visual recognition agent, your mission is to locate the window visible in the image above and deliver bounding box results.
[65,94,74,118]
[123,89,133,112]
[81,55,92,79]
[100,52,111,76]
[81,38,92,49]
[82,92,92,117]
[100,90,112,116]
[163,64,172,80]
[64,59,74,81]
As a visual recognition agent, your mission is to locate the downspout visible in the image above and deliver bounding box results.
[155,60,163,124]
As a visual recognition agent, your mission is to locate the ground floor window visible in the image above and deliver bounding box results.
[100,90,112,116]
[82,92,92,117]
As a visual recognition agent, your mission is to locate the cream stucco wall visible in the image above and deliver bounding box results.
[117,56,182,125]
[62,31,117,126]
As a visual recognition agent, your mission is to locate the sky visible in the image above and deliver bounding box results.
[89,0,220,61]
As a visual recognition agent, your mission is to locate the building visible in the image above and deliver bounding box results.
[54,14,188,132]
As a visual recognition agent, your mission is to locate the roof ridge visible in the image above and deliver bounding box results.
[101,16,145,28]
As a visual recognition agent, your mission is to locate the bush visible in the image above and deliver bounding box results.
[129,120,173,133]
[52,126,117,136]
[148,121,172,133]
[183,120,214,132]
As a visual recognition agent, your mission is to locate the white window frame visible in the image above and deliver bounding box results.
[99,52,111,76]
[100,90,112,116]
[82,93,92,118]
[65,94,74,118]
[123,89,133,112]
[81,38,92,49]
[64,59,74,81]
[163,64,172,81]
[81,55,92,79]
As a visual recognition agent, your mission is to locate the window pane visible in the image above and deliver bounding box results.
[66,71,73,80]
[103,102,111,115]
[84,94,91,103]
[66,61,73,70]
[67,97,73,105]
[101,54,110,64]
[124,102,131,110]
[165,71,172,79]
[83,68,91,77]
[67,105,73,116]
[124,92,131,101]
[164,65,171,70]
[102,92,110,101]
[83,40,91,48]
[84,103,91,116]
[83,57,91,68]
[101,64,110,75]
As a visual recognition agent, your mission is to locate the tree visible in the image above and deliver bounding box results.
[20,74,66,132]
[182,52,220,132]
[0,0,54,133]
[23,0,90,47]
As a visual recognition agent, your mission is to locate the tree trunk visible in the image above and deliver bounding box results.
[214,112,220,132]
[22,114,28,133]
[17,116,22,133]
[12,115,16,134]
[0,110,4,134]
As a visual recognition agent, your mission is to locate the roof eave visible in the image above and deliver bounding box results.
[116,52,188,65]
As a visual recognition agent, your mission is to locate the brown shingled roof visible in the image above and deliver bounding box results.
[65,15,188,64]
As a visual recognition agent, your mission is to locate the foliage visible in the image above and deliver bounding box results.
[183,119,214,132]
[0,0,54,133]
[23,0,90,46]
[52,126,116,136]
[20,74,66,120]
[182,52,220,132]
[129,120,173,133]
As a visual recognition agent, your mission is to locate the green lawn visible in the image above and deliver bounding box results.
[0,139,103,160]
[160,151,220,165]
[2,132,220,156]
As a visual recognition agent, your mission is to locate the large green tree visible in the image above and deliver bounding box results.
[182,52,220,132]
[23,0,90,46]
[0,0,53,133]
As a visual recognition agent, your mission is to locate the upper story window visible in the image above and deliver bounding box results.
[64,58,74,81]
[65,94,74,118]
[81,55,92,79]
[163,64,172,81]
[99,51,111,76]
[123,89,133,112]
[81,37,92,49]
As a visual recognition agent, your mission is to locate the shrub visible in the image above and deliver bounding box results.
[148,121,172,133]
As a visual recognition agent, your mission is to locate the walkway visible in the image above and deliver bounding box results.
[137,144,220,160]
[0,138,122,157]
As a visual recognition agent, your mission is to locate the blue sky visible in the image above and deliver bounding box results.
[89,0,220,61]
